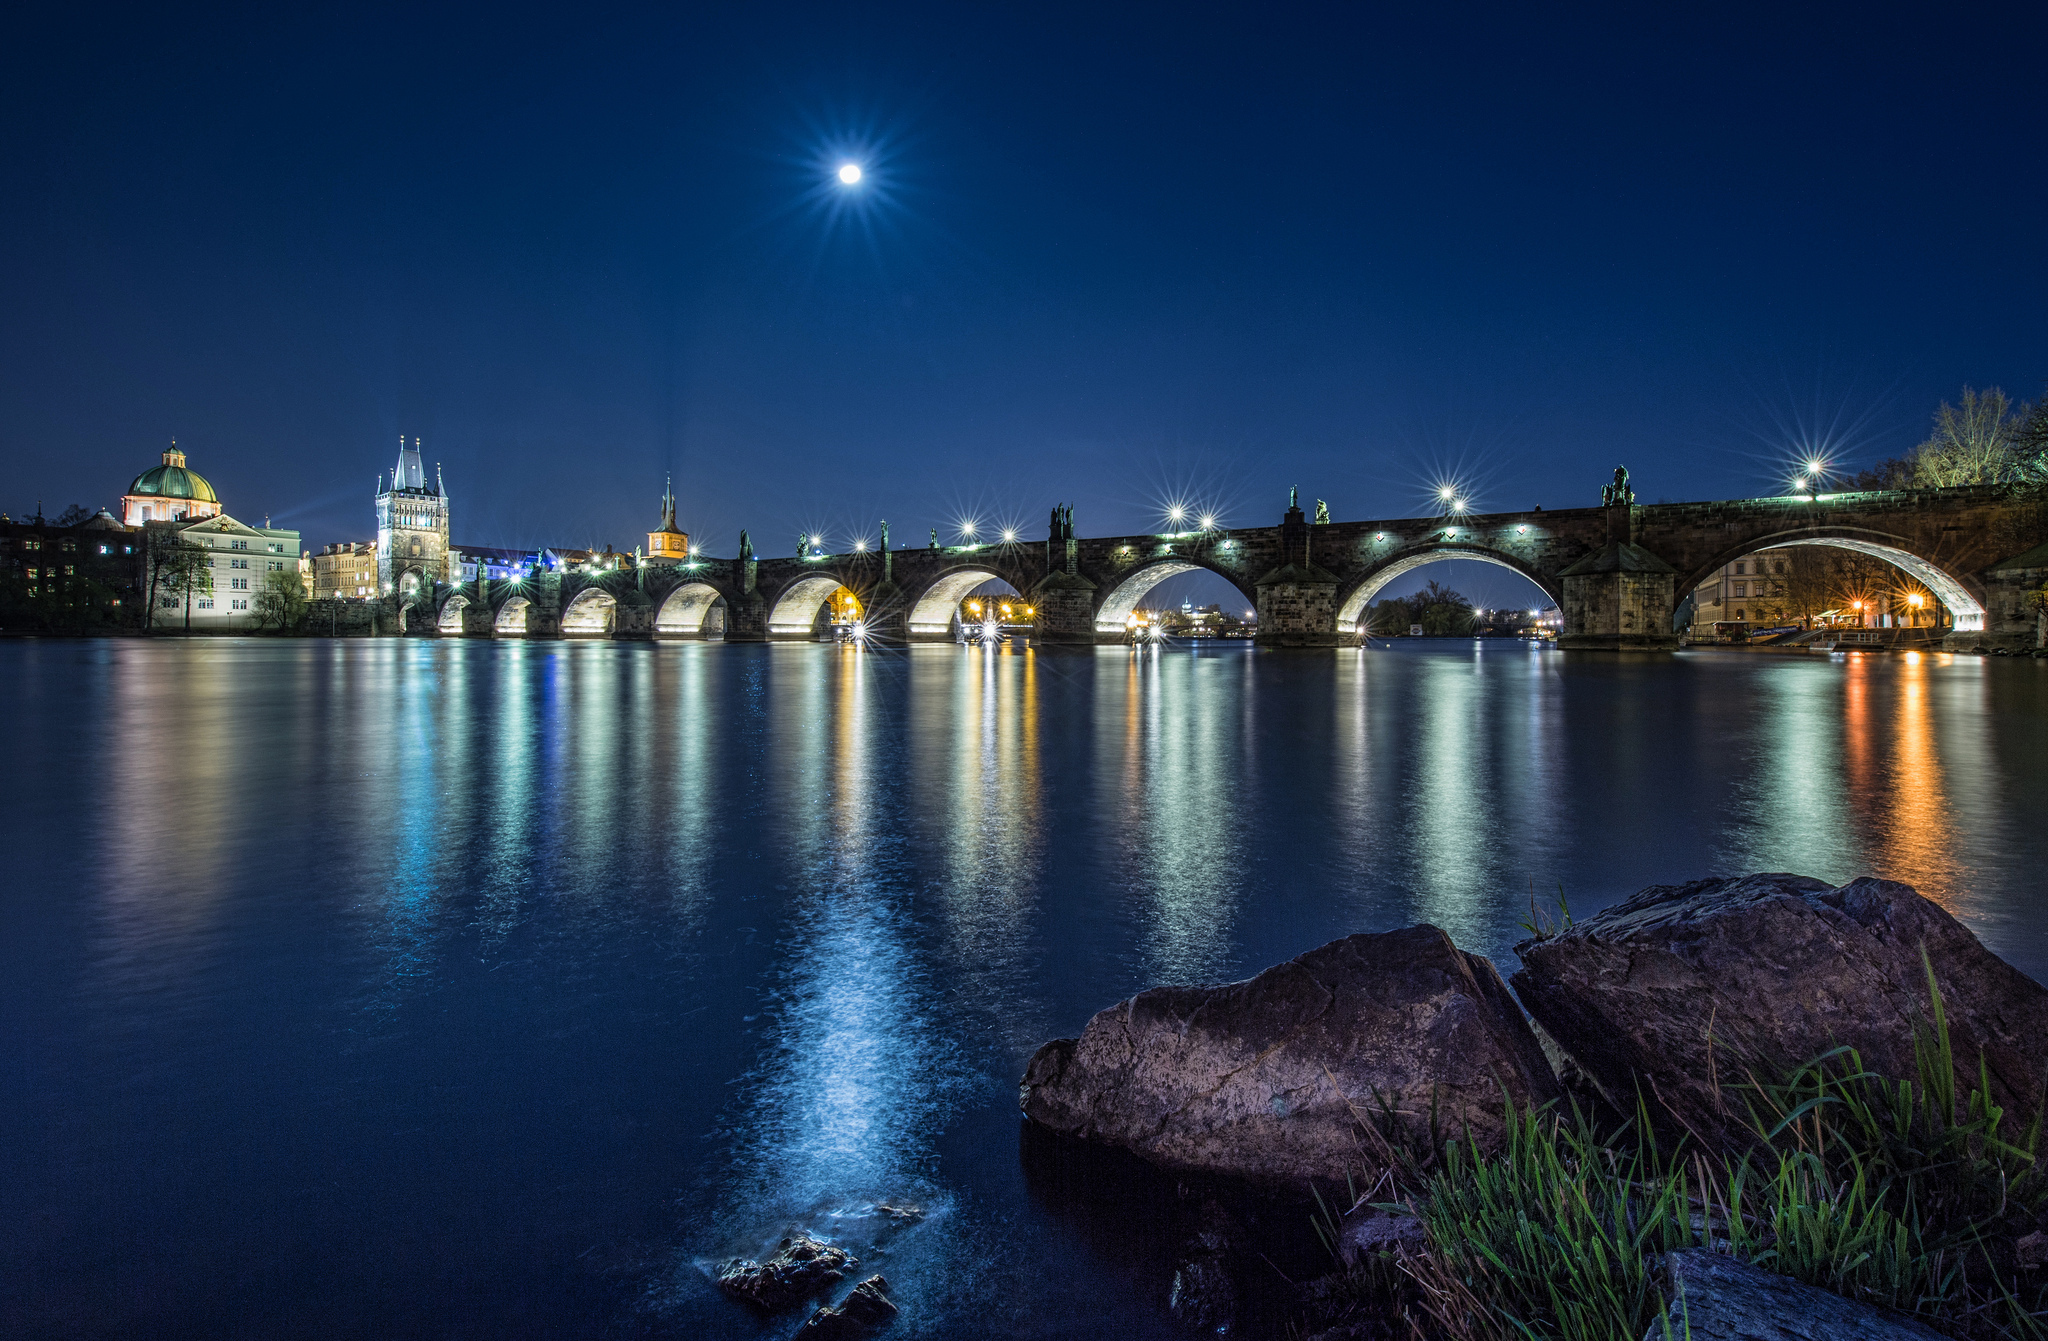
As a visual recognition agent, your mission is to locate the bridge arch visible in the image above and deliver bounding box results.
[495,595,531,635]
[1687,527,1986,632]
[655,581,728,637]
[437,593,469,633]
[768,574,853,637]
[1092,558,1257,635]
[561,587,617,636]
[905,566,1022,638]
[1335,545,1563,634]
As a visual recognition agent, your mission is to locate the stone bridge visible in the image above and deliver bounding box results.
[399,481,2040,650]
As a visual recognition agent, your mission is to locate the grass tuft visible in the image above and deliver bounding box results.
[1322,953,2047,1340]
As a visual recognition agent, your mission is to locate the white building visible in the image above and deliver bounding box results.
[149,513,303,631]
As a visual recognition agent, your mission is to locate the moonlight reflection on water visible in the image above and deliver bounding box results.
[3,639,2042,1338]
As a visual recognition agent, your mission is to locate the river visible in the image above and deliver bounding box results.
[4,638,2043,1338]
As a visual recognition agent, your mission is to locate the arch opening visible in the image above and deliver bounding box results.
[1337,550,1561,634]
[1094,561,1219,633]
[1752,538,1984,632]
[495,595,531,636]
[768,575,856,637]
[656,582,727,637]
[907,569,1012,637]
[561,589,616,636]
[437,594,469,632]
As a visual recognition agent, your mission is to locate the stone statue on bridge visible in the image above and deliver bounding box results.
[930,528,939,549]
[797,532,808,558]
[1314,499,1330,525]
[880,520,889,552]
[1601,466,1634,508]
[1290,485,1299,510]
[738,530,752,562]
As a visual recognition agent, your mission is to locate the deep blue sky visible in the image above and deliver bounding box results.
[4,1,2044,602]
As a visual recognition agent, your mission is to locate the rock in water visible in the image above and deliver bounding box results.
[1019,926,1560,1183]
[716,1233,856,1311]
[795,1275,898,1339]
[1513,874,2048,1147]
[1649,1250,1942,1339]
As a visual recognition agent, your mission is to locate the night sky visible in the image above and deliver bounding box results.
[4,3,2044,606]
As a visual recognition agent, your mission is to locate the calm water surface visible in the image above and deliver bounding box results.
[5,639,2046,1338]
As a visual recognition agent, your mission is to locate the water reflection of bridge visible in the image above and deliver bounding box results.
[410,480,2034,650]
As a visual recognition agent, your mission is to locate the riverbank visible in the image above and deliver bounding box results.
[1018,874,2048,1340]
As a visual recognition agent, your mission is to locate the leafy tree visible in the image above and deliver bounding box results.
[54,503,93,526]
[253,569,308,632]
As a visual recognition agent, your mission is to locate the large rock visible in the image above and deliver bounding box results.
[795,1275,898,1339]
[1019,925,1560,1184]
[1648,1250,1942,1339]
[1513,874,2048,1146]
[716,1233,857,1311]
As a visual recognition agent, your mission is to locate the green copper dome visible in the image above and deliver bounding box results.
[128,448,218,503]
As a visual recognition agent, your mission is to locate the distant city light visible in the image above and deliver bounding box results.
[854,539,868,552]
[837,163,863,185]
[1002,528,1017,542]
[1199,513,1216,529]
[1167,505,1186,523]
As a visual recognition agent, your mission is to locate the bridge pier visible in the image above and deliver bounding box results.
[1253,499,1347,648]
[1032,571,1098,645]
[460,584,496,637]
[1553,504,1680,650]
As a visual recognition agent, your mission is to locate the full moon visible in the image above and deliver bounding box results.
[836,163,862,185]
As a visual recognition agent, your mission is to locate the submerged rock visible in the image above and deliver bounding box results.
[1168,1200,1242,1332]
[716,1233,856,1312]
[1019,925,1559,1184]
[1512,874,2048,1147]
[795,1275,898,1339]
[1650,1250,1942,1339]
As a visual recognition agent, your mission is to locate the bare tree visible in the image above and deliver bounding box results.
[1909,387,2026,487]
[142,526,212,631]
[253,569,307,632]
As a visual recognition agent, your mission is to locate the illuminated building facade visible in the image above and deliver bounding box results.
[311,541,379,600]
[148,513,302,629]
[452,546,534,582]
[122,444,223,525]
[376,438,450,597]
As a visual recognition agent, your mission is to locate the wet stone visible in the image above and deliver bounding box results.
[715,1233,857,1312]
[795,1275,899,1340]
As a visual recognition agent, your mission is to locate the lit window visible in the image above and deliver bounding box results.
[1733,583,1746,598]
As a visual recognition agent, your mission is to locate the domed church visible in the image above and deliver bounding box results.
[122,443,223,525]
